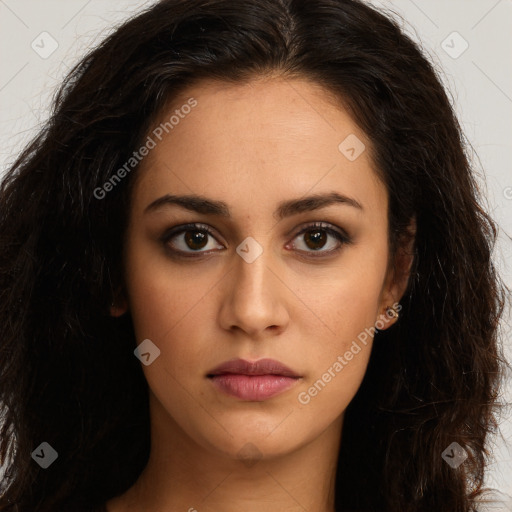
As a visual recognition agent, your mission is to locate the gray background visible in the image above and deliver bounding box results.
[0,0,511,501]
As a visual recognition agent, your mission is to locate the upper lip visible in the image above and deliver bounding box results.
[207,358,300,378]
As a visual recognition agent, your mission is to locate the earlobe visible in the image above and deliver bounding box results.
[375,302,401,331]
[110,288,129,317]
[377,216,416,329]
[110,302,128,317]
[385,304,400,320]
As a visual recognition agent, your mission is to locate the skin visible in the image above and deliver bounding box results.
[106,75,415,512]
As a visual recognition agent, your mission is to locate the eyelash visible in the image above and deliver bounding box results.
[160,221,352,259]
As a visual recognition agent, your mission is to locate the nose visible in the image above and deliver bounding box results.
[217,241,290,339]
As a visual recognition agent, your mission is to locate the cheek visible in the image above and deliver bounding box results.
[294,288,378,425]
[123,242,224,405]
[124,258,215,429]
[124,237,216,344]
[292,248,387,414]
[300,247,387,355]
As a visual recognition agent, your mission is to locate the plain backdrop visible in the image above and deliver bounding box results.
[0,0,511,501]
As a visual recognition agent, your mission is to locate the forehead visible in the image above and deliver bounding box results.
[131,76,386,220]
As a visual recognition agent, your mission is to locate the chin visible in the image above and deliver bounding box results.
[195,417,308,462]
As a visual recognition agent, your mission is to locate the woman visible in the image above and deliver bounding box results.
[0,0,509,511]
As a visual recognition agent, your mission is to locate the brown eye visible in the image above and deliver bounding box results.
[183,230,208,250]
[290,222,351,257]
[303,229,328,250]
[161,223,224,256]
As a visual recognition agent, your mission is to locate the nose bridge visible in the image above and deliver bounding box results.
[233,235,275,305]
[219,235,287,335]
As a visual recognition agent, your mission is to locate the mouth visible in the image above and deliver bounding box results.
[207,357,301,378]
[206,358,301,401]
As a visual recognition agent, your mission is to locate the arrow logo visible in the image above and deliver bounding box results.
[441,32,468,60]
[31,31,59,60]
[31,442,58,468]
[134,339,161,366]
[442,441,468,468]
[236,237,263,263]
[338,134,365,161]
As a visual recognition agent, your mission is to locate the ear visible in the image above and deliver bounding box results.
[377,216,416,328]
[110,285,129,317]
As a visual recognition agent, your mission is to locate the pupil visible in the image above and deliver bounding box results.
[305,230,326,250]
[185,230,208,250]
[182,229,327,251]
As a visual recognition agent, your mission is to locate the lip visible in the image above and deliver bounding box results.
[206,358,301,401]
[207,358,300,378]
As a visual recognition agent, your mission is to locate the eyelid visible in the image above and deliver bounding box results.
[159,222,225,254]
[160,222,221,240]
[292,221,351,242]
[287,221,352,257]
[160,221,352,257]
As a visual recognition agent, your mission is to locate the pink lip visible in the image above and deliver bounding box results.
[206,358,301,401]
[207,357,300,378]
[209,374,299,400]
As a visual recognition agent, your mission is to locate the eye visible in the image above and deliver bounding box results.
[160,223,224,257]
[288,222,352,257]
[160,221,352,259]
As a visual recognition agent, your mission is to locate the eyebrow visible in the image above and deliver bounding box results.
[144,191,363,220]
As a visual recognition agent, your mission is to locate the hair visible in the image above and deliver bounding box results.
[0,0,510,511]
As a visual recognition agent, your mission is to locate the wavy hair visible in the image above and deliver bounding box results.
[0,0,509,511]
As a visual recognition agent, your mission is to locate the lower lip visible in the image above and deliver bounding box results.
[208,374,299,400]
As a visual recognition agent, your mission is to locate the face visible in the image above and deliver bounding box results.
[115,76,410,461]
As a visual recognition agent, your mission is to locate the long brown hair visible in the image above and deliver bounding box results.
[0,0,509,510]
